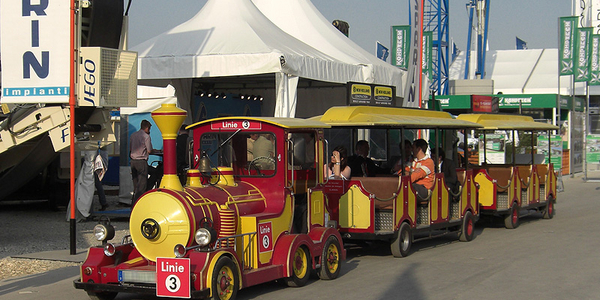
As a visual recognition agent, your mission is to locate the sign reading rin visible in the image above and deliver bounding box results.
[1,0,71,104]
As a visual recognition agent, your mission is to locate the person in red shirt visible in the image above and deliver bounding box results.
[410,139,435,201]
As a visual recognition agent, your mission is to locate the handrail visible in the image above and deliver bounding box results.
[323,139,330,185]
[285,139,294,190]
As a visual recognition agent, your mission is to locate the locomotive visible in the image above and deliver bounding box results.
[75,104,345,300]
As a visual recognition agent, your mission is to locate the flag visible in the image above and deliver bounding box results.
[516,37,527,50]
[403,0,424,108]
[589,34,600,85]
[575,26,593,82]
[391,25,410,68]
[451,39,460,62]
[559,16,577,76]
[422,31,433,80]
[376,41,389,62]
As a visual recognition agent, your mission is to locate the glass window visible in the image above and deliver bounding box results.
[199,131,276,177]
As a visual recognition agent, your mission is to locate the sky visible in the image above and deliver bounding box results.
[126,0,572,55]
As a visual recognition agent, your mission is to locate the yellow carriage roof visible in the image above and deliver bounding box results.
[310,106,482,128]
[188,116,330,130]
[456,114,558,131]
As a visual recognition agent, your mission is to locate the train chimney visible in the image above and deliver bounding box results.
[151,104,187,191]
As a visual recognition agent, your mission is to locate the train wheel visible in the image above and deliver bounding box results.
[504,202,520,229]
[543,197,555,219]
[285,246,311,287]
[318,236,341,280]
[86,291,117,300]
[459,211,475,242]
[391,222,412,258]
[211,257,239,300]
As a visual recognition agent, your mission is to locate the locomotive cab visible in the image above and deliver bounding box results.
[75,106,345,300]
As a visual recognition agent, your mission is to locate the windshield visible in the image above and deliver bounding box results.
[200,132,276,177]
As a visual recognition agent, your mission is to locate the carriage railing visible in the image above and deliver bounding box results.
[211,232,257,270]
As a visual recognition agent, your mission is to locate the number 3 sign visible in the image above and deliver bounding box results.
[157,257,191,298]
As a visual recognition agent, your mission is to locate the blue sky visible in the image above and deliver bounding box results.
[126,0,571,54]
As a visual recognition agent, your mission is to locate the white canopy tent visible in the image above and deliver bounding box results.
[133,0,385,118]
[252,0,404,97]
[449,48,591,95]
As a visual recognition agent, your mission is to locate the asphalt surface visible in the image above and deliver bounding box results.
[1,174,599,300]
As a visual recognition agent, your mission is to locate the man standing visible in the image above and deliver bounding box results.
[130,120,161,204]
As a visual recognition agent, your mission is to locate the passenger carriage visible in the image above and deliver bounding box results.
[310,106,483,257]
[456,114,558,229]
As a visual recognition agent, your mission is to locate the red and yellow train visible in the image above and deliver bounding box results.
[75,105,558,299]
[75,104,344,300]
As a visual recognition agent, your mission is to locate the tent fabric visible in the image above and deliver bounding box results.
[121,85,177,115]
[132,0,364,84]
[449,48,589,95]
[252,0,404,96]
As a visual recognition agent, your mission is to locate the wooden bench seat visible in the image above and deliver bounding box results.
[536,164,548,185]
[486,167,513,193]
[356,177,401,210]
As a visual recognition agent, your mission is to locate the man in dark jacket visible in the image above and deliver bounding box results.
[433,147,459,200]
[347,140,385,177]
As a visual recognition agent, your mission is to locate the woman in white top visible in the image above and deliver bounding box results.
[326,146,351,180]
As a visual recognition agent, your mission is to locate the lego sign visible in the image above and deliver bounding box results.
[1,0,72,103]
[258,222,273,253]
[156,257,191,298]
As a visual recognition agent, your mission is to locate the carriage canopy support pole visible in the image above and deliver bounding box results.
[69,0,77,255]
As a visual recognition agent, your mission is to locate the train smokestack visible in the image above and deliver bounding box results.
[151,104,187,191]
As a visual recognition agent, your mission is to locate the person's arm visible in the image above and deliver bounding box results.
[340,166,352,179]
[147,136,162,155]
[410,161,432,183]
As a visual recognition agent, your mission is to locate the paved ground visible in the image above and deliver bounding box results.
[0,173,599,300]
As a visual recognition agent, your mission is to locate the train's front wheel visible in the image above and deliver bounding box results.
[211,256,239,300]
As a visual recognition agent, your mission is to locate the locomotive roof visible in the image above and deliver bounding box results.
[188,116,331,130]
[457,114,558,131]
[310,106,483,129]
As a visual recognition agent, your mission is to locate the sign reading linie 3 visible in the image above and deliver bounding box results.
[1,0,71,104]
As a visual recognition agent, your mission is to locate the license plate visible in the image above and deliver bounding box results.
[118,270,156,284]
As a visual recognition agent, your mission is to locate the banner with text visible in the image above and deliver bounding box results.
[391,25,410,68]
[590,34,600,85]
[422,31,433,81]
[1,1,71,103]
[403,0,424,108]
[559,16,577,76]
[575,26,592,82]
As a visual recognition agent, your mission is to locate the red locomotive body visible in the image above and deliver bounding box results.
[74,104,345,300]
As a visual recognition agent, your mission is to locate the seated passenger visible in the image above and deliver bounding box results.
[409,139,435,200]
[392,140,414,175]
[247,133,259,161]
[347,140,385,177]
[432,147,459,200]
[251,134,275,169]
[325,146,351,180]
